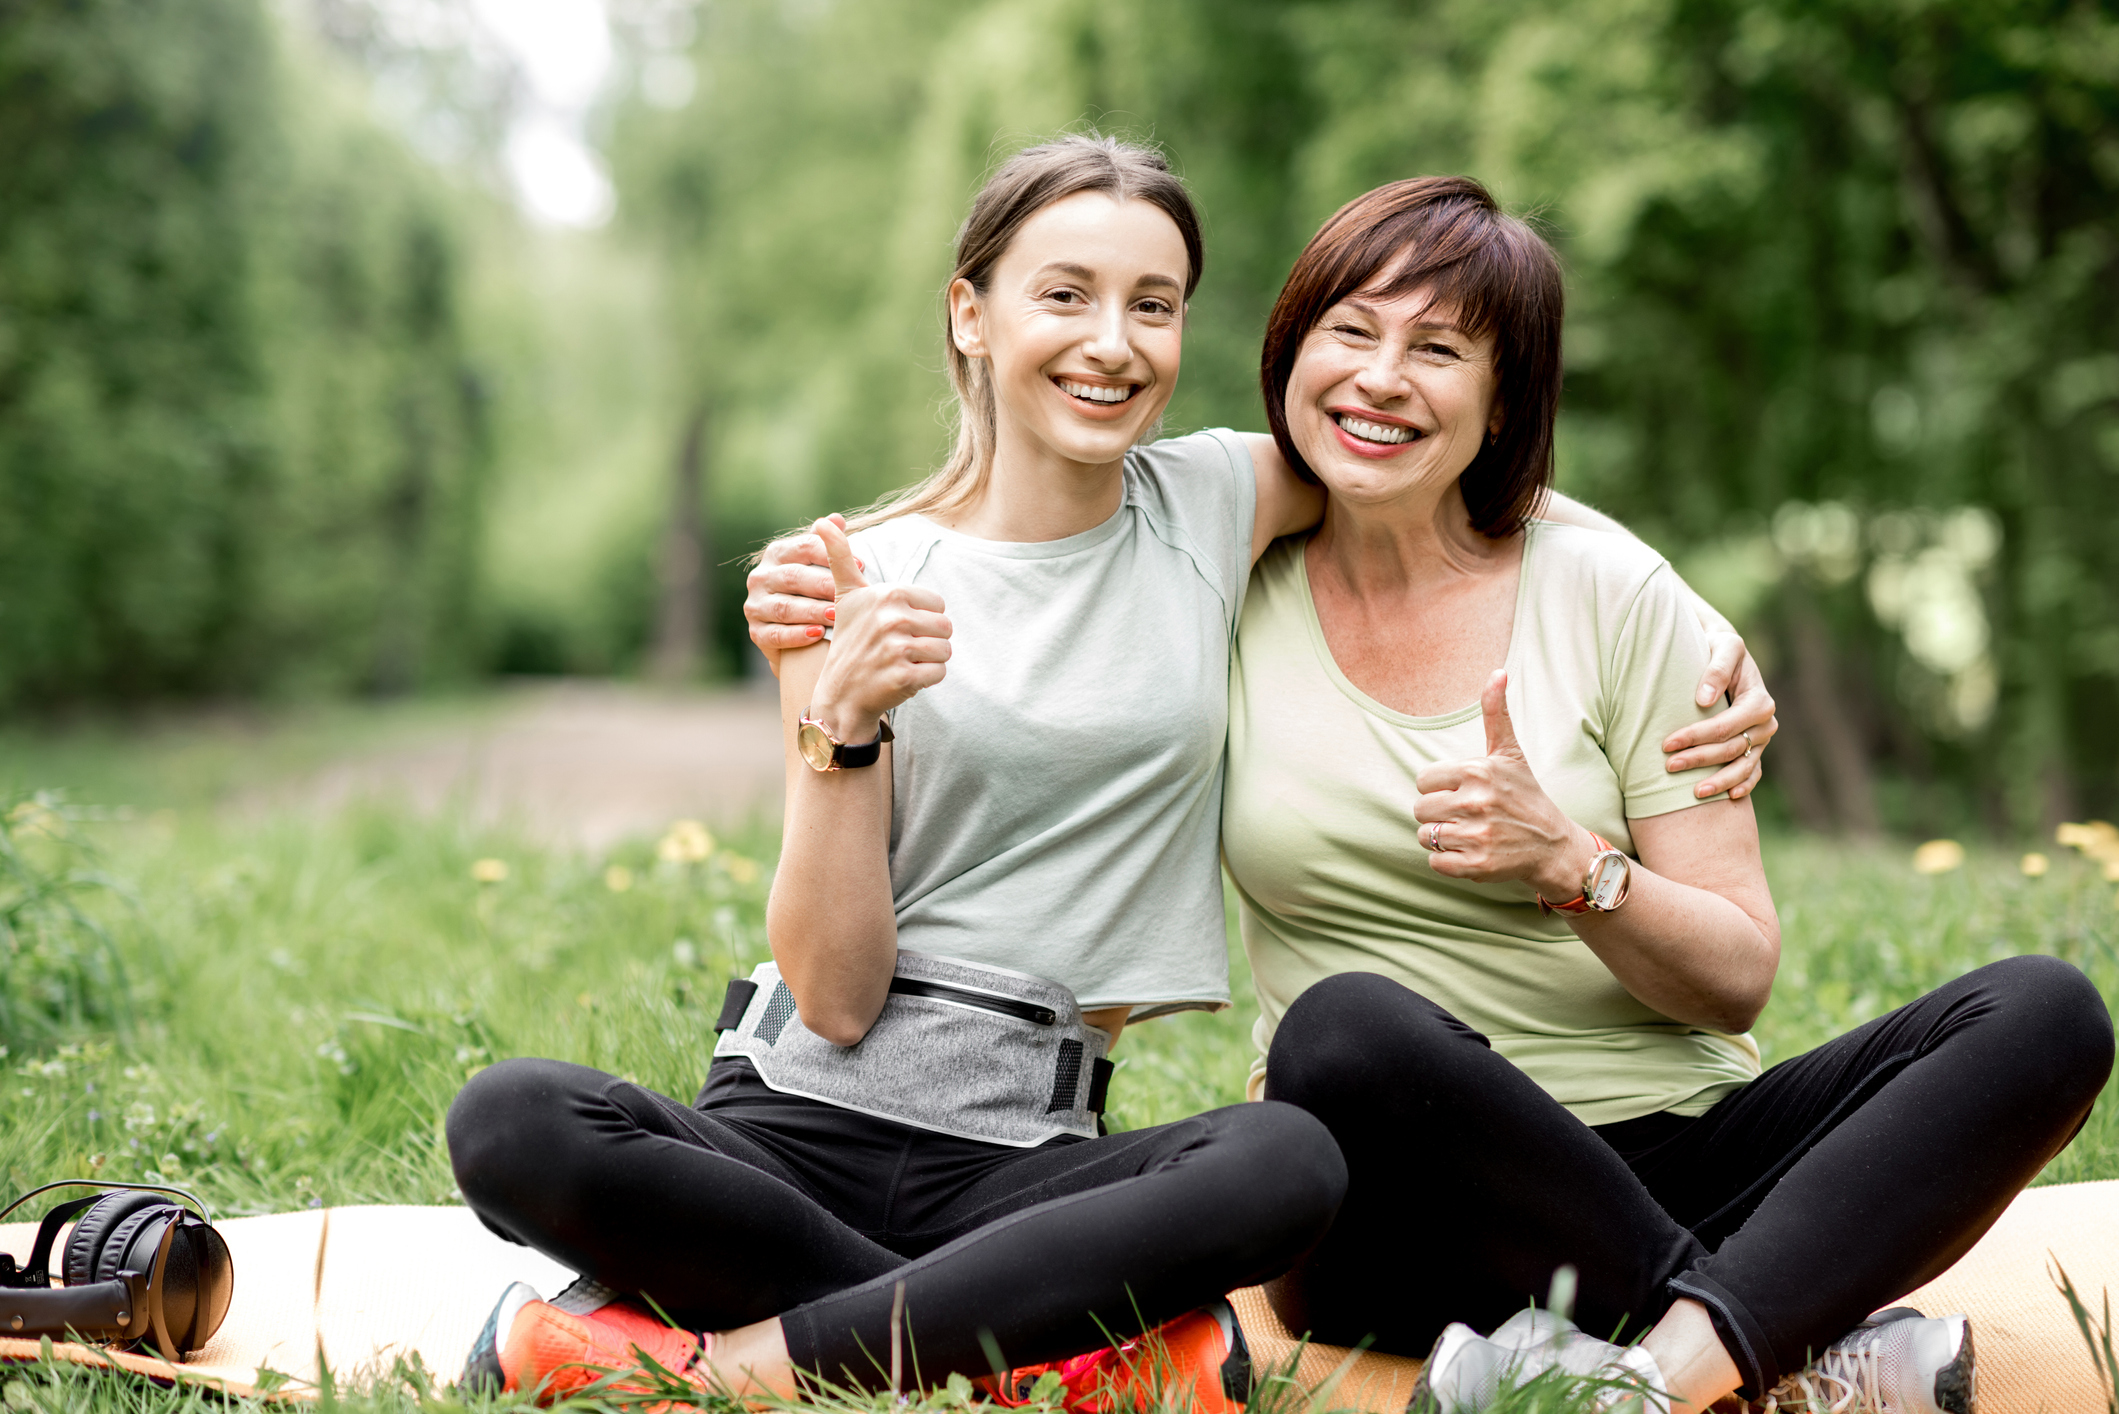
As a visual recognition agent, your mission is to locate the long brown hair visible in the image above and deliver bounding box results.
[1259,176,1564,538]
[839,133,1205,536]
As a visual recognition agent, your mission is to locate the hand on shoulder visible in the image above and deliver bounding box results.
[802,517,952,743]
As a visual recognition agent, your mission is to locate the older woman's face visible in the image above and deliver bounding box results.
[1284,281,1501,510]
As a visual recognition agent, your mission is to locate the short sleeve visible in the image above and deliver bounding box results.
[845,516,934,589]
[1604,562,1729,819]
[1123,429,1259,632]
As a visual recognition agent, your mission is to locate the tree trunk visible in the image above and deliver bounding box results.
[649,402,710,683]
[1783,592,1880,835]
[1764,672,1836,833]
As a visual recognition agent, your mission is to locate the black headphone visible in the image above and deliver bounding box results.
[0,1181,234,1360]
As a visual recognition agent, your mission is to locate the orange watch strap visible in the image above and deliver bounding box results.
[1538,834,1612,917]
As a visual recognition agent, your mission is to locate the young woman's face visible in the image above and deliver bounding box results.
[951,191,1188,470]
[1284,277,1501,511]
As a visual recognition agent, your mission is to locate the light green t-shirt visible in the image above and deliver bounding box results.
[846,430,1257,1017]
[1224,524,1762,1127]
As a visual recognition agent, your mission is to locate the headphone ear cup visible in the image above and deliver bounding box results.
[95,1205,172,1285]
[62,1191,165,1289]
[181,1221,232,1349]
[101,1208,233,1356]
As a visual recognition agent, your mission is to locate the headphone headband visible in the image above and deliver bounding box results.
[0,1180,212,1227]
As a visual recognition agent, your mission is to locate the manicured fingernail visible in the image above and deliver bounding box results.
[825,608,836,621]
[806,626,824,639]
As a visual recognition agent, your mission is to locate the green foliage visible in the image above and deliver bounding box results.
[2059,1261,2119,1414]
[0,1,488,708]
[0,791,131,1051]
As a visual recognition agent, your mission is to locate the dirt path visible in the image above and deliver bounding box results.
[257,680,785,851]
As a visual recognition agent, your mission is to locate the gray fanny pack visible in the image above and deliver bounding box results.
[711,951,1115,1147]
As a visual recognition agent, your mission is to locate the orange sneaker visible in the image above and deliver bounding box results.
[459,1281,711,1403]
[984,1301,1252,1413]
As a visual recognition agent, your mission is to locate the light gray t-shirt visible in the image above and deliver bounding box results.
[846,429,1257,1015]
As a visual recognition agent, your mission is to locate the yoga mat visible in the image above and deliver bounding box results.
[1,1181,2115,1408]
[0,1205,572,1398]
[1229,1179,2119,1413]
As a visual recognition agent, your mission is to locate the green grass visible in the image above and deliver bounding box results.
[0,720,2115,1410]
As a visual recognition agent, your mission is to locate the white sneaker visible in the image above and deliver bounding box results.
[1755,1309,1975,1414]
[1410,1309,1669,1413]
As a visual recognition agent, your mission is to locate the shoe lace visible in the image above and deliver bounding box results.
[1752,1338,1884,1414]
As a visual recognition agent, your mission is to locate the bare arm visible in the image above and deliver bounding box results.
[763,520,952,1045]
[1418,672,1778,1033]
[1242,433,1324,563]
[767,641,898,1044]
[1547,799,1779,1032]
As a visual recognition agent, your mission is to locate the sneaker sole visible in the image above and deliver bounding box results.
[460,1281,540,1394]
[1934,1315,1975,1414]
[1208,1299,1252,1405]
[1408,1323,1482,1413]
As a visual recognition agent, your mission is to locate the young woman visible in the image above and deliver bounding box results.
[444,136,1354,1409]
[1226,178,2111,1414]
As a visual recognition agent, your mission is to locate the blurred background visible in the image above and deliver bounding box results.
[3,0,2116,839]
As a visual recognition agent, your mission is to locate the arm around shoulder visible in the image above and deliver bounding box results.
[1244,433,1324,563]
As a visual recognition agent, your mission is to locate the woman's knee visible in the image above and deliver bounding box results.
[1980,954,2115,1098]
[446,1056,603,1204]
[1266,972,1486,1113]
[1206,1101,1348,1254]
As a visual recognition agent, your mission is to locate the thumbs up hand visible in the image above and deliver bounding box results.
[1413,670,1597,899]
[806,517,952,744]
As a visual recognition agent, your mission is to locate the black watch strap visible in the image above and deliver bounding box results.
[833,718,895,769]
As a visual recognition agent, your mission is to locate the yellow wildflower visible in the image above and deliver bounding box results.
[1911,840,1965,875]
[658,819,715,864]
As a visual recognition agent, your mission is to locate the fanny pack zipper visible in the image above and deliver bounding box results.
[888,976,1057,1026]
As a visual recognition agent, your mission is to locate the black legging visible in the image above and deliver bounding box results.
[1262,954,2113,1397]
[446,1055,1346,1386]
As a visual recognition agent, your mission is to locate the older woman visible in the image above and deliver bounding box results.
[1231,177,2111,1414]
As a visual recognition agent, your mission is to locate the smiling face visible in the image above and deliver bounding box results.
[949,190,1189,474]
[1283,280,1502,511]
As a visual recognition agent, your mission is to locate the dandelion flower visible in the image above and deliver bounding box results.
[604,864,634,893]
[1912,840,1965,875]
[722,853,760,885]
[658,819,715,864]
[2020,852,2051,878]
[471,858,509,884]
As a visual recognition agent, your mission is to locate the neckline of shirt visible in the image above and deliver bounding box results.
[1290,521,1544,731]
[903,463,1143,562]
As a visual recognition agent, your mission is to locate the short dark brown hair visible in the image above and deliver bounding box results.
[1260,176,1564,538]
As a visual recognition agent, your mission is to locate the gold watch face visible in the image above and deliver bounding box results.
[798,721,839,772]
[1586,851,1630,910]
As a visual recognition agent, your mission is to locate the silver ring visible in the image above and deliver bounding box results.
[1740,730,1757,758]
[1427,822,1448,853]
